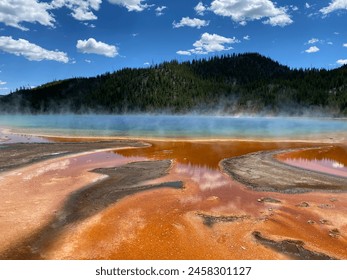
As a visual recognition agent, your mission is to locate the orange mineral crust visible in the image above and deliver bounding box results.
[0,138,346,260]
[39,160,347,260]
[0,149,146,256]
[116,140,317,168]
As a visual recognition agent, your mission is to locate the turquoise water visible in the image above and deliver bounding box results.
[0,114,346,139]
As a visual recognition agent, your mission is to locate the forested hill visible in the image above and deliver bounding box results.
[1,53,347,116]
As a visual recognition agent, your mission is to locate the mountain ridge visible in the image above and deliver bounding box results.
[1,53,346,116]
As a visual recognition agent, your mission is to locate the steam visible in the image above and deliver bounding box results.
[0,114,346,140]
[0,88,343,118]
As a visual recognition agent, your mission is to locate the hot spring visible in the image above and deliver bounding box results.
[0,114,346,139]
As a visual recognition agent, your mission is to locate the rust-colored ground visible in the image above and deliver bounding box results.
[0,130,346,260]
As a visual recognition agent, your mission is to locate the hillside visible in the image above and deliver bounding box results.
[1,53,347,116]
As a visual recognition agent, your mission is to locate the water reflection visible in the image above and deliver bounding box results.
[167,163,270,217]
[115,140,316,216]
[283,158,347,178]
[175,163,230,191]
[278,146,347,178]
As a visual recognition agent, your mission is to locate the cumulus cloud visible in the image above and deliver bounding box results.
[337,59,347,65]
[194,2,207,15]
[177,32,239,55]
[108,0,149,12]
[0,80,7,85]
[173,17,209,29]
[0,36,69,63]
[51,0,102,21]
[0,0,104,29]
[305,46,320,53]
[209,0,293,27]
[343,43,347,47]
[155,6,167,16]
[305,3,311,9]
[307,38,319,44]
[76,38,118,57]
[243,35,250,40]
[0,0,55,30]
[320,0,347,15]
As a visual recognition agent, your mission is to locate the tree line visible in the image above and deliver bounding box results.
[0,52,346,116]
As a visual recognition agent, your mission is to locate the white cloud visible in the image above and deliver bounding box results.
[176,51,187,56]
[177,33,239,55]
[144,62,150,66]
[307,38,319,44]
[76,38,118,57]
[108,0,149,12]
[305,46,320,53]
[173,17,209,29]
[343,43,347,47]
[263,13,293,26]
[0,80,7,85]
[83,22,96,28]
[291,5,299,11]
[85,59,92,63]
[0,0,103,28]
[337,59,347,65]
[194,2,207,15]
[243,35,250,40]
[320,0,347,15]
[50,0,101,21]
[209,0,293,27]
[305,3,311,9]
[0,0,55,30]
[155,6,167,16]
[176,50,192,56]
[0,36,69,63]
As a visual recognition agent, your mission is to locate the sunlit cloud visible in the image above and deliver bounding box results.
[0,0,55,30]
[0,36,69,63]
[307,38,319,44]
[108,0,150,12]
[194,2,207,15]
[177,32,239,55]
[305,46,320,53]
[76,38,118,57]
[50,0,102,21]
[209,0,293,27]
[320,0,347,15]
[173,17,209,29]
[155,6,167,16]
[337,59,347,65]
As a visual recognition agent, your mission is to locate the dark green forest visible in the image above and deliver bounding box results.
[1,53,347,116]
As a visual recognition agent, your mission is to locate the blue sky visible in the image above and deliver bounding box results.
[0,0,347,95]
